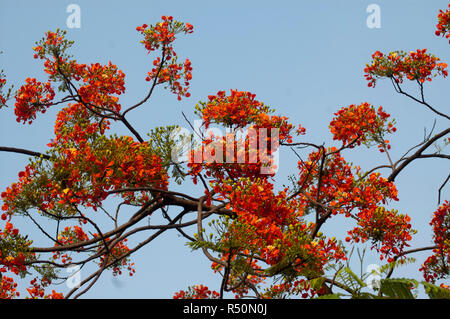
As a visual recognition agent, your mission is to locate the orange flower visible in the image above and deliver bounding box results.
[435,4,450,43]
[364,49,448,87]
[329,102,396,151]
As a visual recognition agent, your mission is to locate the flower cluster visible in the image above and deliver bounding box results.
[188,90,294,185]
[32,29,68,58]
[96,237,135,276]
[51,102,108,144]
[137,16,193,100]
[329,103,396,151]
[0,73,7,106]
[136,16,193,53]
[145,56,192,100]
[188,129,281,186]
[33,30,126,117]
[420,201,449,283]
[1,165,35,221]
[298,151,399,216]
[14,77,55,124]
[364,49,448,87]
[2,103,169,217]
[216,179,300,251]
[78,62,126,114]
[430,201,450,255]
[27,277,63,299]
[262,279,327,299]
[196,90,273,128]
[435,4,450,43]
[33,29,81,81]
[346,207,414,262]
[173,284,220,299]
[297,148,411,261]
[52,226,90,264]
[0,276,19,299]
[0,220,35,299]
[0,222,29,275]
[210,177,346,285]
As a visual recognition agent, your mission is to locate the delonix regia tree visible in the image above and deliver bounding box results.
[0,5,449,299]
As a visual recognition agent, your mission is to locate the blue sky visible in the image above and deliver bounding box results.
[0,0,449,298]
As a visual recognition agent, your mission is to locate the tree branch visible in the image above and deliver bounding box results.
[391,79,450,120]
[388,127,450,181]
[0,146,50,160]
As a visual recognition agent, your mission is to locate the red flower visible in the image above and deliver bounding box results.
[435,4,450,43]
[329,102,396,152]
[364,49,448,87]
[173,285,220,299]
[14,78,55,124]
[420,201,450,283]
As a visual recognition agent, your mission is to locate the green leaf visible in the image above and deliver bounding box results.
[378,257,416,275]
[315,293,344,299]
[422,282,450,299]
[351,292,379,299]
[335,267,366,292]
[309,277,325,291]
[379,278,417,299]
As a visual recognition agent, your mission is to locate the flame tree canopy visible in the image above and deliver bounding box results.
[0,8,449,299]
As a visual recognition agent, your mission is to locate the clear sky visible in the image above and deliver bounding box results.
[0,0,449,298]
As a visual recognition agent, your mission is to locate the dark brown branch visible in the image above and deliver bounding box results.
[438,173,450,205]
[70,258,108,299]
[66,205,198,298]
[108,186,199,202]
[31,197,164,253]
[55,61,147,144]
[280,141,321,149]
[196,196,227,267]
[314,147,326,220]
[122,49,166,116]
[388,127,450,182]
[417,154,450,160]
[118,115,144,143]
[30,193,233,254]
[386,245,438,279]
[161,207,196,242]
[220,248,234,299]
[0,146,50,160]
[391,78,450,120]
[182,111,204,141]
[24,211,62,246]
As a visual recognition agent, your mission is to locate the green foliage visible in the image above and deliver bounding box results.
[378,278,418,299]
[378,257,417,275]
[335,267,366,293]
[315,293,344,299]
[33,29,76,92]
[33,263,59,283]
[317,278,450,299]
[148,125,192,184]
[0,231,34,278]
[0,56,14,108]
[422,281,450,299]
